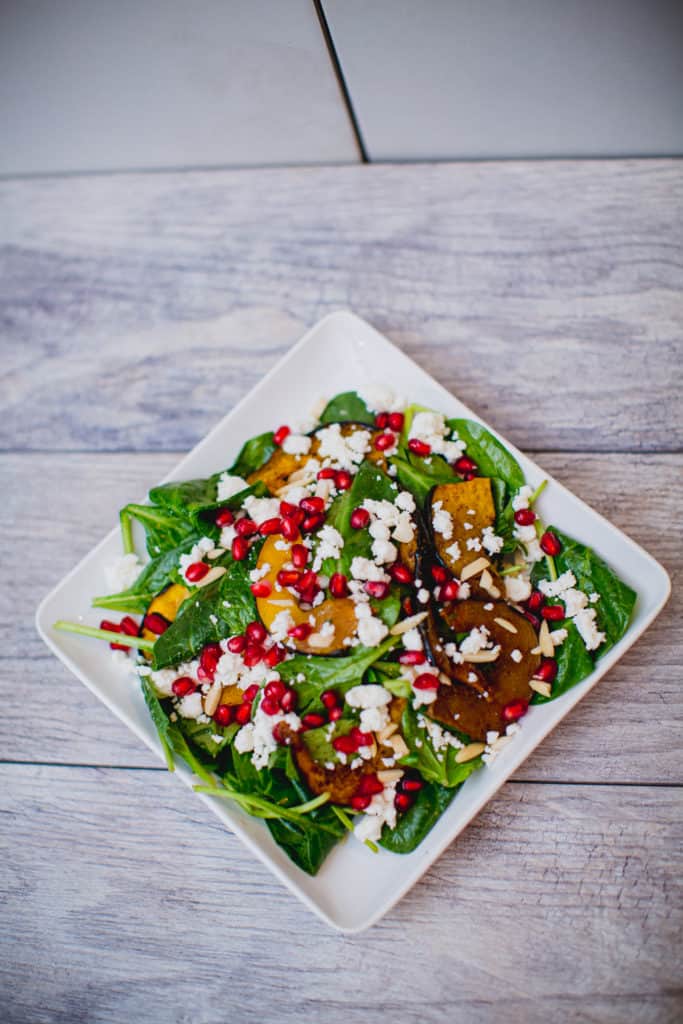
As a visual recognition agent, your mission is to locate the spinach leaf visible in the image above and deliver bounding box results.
[319,391,374,426]
[229,431,276,477]
[279,636,399,713]
[302,719,354,764]
[320,460,398,574]
[391,453,457,506]
[531,622,595,704]
[141,678,175,771]
[447,418,525,492]
[380,781,457,854]
[174,715,238,757]
[123,502,197,556]
[152,547,260,668]
[400,705,483,787]
[93,529,206,613]
[150,475,222,516]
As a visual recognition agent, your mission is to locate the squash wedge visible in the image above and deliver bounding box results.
[140,582,189,653]
[429,478,496,579]
[255,535,357,655]
[429,599,540,740]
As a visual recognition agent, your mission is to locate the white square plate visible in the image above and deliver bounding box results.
[36,311,671,932]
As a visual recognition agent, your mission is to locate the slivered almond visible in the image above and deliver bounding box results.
[307,632,333,649]
[493,616,518,634]
[377,768,404,785]
[530,645,542,656]
[195,566,227,588]
[455,742,485,763]
[207,548,225,560]
[267,598,294,608]
[366,738,378,759]
[388,734,409,759]
[390,611,428,635]
[203,680,223,717]
[315,478,333,501]
[530,679,552,698]
[462,648,501,663]
[539,619,554,657]
[460,556,490,581]
[377,721,398,743]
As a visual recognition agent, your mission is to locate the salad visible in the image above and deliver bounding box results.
[55,390,637,874]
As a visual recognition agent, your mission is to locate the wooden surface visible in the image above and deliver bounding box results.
[1,159,681,1023]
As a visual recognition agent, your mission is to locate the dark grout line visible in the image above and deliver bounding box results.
[313,0,369,164]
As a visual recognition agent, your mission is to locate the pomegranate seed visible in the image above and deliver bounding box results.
[245,621,267,645]
[185,561,209,583]
[399,650,426,665]
[350,507,371,529]
[279,689,297,712]
[514,508,536,526]
[298,584,319,605]
[242,684,259,702]
[540,531,562,556]
[288,623,312,641]
[333,734,357,754]
[143,612,168,635]
[502,699,529,723]
[374,431,396,451]
[291,543,309,568]
[350,726,373,747]
[288,506,306,526]
[300,496,325,514]
[273,425,290,446]
[301,712,326,730]
[250,581,272,598]
[402,596,415,615]
[172,678,196,701]
[388,412,404,432]
[264,644,286,668]
[317,467,337,480]
[235,517,258,537]
[272,721,290,745]
[119,616,139,636]
[541,604,565,621]
[321,690,338,709]
[231,536,248,561]
[413,673,439,690]
[401,777,424,793]
[109,639,129,651]
[365,580,390,600]
[329,572,349,598]
[335,470,352,490]
[224,635,244,656]
[394,792,413,813]
[260,696,280,716]
[243,644,264,667]
[264,679,286,702]
[524,611,541,630]
[527,591,545,612]
[375,412,389,429]
[439,580,460,601]
[463,471,476,481]
[302,512,325,532]
[281,516,300,542]
[389,562,413,584]
[279,500,298,518]
[408,438,431,457]
[535,658,558,683]
[328,706,343,721]
[277,569,301,588]
[294,569,317,592]
[356,774,384,797]
[99,619,120,633]
[259,517,282,536]
[454,455,478,475]
[215,507,234,528]
[200,643,222,680]
[431,564,448,584]
[213,704,233,727]
[350,794,371,811]
[235,703,252,725]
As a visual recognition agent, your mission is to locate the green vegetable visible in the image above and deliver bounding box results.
[53,620,155,651]
[380,781,457,854]
[92,529,205,613]
[229,431,277,478]
[447,418,525,493]
[141,678,177,772]
[302,719,354,764]
[279,636,399,713]
[531,622,594,704]
[320,460,398,574]
[400,705,483,788]
[319,391,374,426]
[391,453,457,506]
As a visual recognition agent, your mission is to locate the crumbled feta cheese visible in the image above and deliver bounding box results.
[514,524,538,544]
[281,433,312,456]
[445,540,461,562]
[417,587,430,604]
[432,500,454,541]
[589,592,600,604]
[466,537,482,552]
[345,684,392,709]
[539,571,577,597]
[219,524,237,548]
[242,495,281,525]
[249,563,270,583]
[369,520,391,542]
[350,556,390,583]
[110,649,136,675]
[522,539,544,564]
[510,648,523,663]
[355,608,389,647]
[460,626,491,655]
[316,423,371,470]
[563,588,588,617]
[395,490,416,513]
[105,553,142,592]
[418,714,464,752]
[312,524,344,571]
[481,527,504,555]
[356,385,405,414]
[402,628,423,651]
[550,628,568,647]
[504,574,532,603]
[573,608,606,651]
[371,538,398,564]
[409,411,465,462]
[177,692,204,719]
[246,707,301,769]
[216,473,248,502]
[269,609,295,642]
[234,723,255,753]
[512,485,534,512]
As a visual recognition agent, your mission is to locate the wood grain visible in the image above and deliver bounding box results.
[1,764,680,1024]
[1,160,681,454]
[3,451,678,783]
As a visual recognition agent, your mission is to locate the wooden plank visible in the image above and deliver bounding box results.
[4,450,680,783]
[1,764,680,1023]
[1,160,681,454]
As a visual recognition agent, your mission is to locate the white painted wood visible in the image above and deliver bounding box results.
[324,0,683,160]
[1,765,680,1023]
[1,160,680,452]
[0,0,358,174]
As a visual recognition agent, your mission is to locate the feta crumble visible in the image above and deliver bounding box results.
[105,553,142,592]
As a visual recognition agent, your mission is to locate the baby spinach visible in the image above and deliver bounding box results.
[92,529,206,613]
[141,678,175,772]
[302,719,354,764]
[447,418,525,493]
[229,431,276,478]
[380,781,457,854]
[400,705,483,788]
[391,453,457,506]
[319,391,374,426]
[531,622,595,704]
[279,636,399,713]
[320,460,398,574]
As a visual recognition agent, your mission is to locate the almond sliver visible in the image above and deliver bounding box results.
[493,617,518,634]
[460,557,491,581]
[455,742,485,763]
